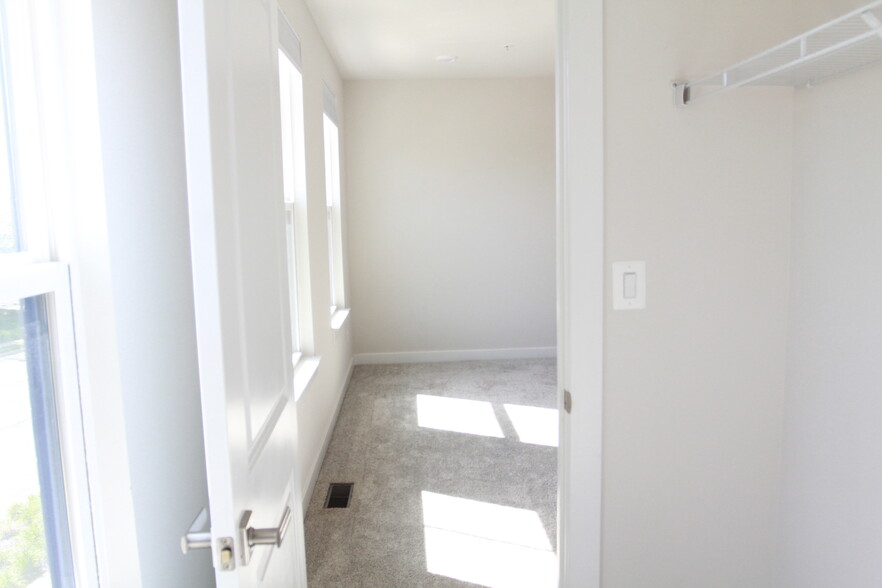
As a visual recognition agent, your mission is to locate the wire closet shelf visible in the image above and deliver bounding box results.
[674,0,882,106]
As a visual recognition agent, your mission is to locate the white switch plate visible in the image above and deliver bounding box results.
[612,261,646,310]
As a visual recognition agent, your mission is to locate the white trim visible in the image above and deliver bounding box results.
[301,359,354,513]
[50,267,100,587]
[293,355,321,402]
[0,261,68,299]
[330,307,350,330]
[321,81,338,123]
[557,0,604,586]
[353,346,557,365]
[277,8,301,69]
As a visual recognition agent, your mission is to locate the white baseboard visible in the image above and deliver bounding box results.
[301,358,354,514]
[353,346,557,365]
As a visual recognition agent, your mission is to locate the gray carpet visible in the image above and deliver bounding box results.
[304,359,558,588]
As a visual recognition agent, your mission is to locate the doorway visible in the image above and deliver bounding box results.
[297,0,570,586]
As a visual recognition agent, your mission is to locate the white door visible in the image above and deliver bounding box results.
[177,0,307,586]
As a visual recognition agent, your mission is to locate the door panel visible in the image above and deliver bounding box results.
[177,0,307,585]
[229,0,289,439]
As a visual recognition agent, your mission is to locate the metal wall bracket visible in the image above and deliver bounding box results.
[861,9,882,39]
[672,81,690,108]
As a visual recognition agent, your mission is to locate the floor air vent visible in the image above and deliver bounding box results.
[324,483,354,508]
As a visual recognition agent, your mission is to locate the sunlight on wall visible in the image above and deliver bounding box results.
[503,404,558,447]
[421,491,557,588]
[416,394,504,438]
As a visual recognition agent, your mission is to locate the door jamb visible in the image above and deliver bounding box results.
[556,0,604,586]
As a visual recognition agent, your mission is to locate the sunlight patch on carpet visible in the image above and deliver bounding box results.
[503,404,558,447]
[416,394,504,438]
[421,491,557,588]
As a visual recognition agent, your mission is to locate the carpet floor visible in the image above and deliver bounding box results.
[304,359,558,588]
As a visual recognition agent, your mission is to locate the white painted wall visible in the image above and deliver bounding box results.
[85,1,212,585]
[781,9,882,585]
[561,0,797,585]
[276,0,354,507]
[344,78,556,358]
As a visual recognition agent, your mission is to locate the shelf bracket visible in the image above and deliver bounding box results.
[862,10,882,40]
[672,81,690,107]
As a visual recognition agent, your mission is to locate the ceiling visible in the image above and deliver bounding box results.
[303,0,555,79]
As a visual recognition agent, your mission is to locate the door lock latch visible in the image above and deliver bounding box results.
[180,507,235,571]
[218,537,235,571]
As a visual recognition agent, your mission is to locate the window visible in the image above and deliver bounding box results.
[278,11,320,399]
[322,84,347,328]
[0,2,97,585]
[278,46,312,360]
[0,279,80,588]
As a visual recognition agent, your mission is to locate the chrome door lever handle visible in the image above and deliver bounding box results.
[181,507,211,554]
[239,505,292,566]
[247,505,292,547]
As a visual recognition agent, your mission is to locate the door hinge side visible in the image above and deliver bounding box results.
[563,389,572,414]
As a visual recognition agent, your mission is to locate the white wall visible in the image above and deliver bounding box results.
[277,0,354,506]
[344,78,556,358]
[781,9,882,585]
[86,1,212,585]
[562,0,797,585]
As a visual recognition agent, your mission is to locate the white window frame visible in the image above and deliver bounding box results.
[279,51,306,361]
[321,84,349,330]
[0,262,99,586]
[278,10,320,400]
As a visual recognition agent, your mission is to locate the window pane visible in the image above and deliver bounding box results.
[0,297,74,587]
[279,52,302,354]
[284,205,300,353]
[0,56,20,254]
[323,114,342,311]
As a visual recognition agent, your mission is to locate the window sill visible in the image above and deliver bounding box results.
[293,356,321,402]
[330,308,350,331]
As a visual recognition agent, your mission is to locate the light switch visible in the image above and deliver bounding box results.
[612,261,646,310]
[623,272,637,299]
